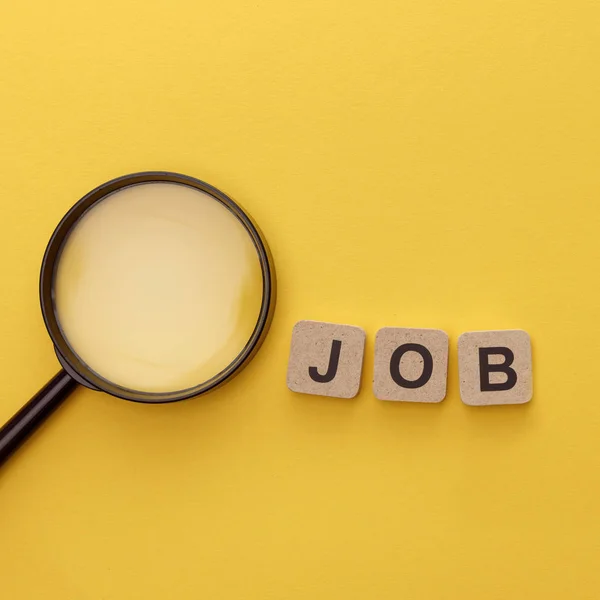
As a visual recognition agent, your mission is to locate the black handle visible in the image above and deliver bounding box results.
[0,370,78,465]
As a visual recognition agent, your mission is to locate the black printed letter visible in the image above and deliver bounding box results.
[479,347,517,391]
[309,339,342,383]
[389,343,433,389]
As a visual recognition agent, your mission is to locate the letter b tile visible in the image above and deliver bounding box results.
[458,330,533,406]
[287,320,366,398]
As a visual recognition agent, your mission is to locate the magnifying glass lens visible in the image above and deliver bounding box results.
[54,182,265,394]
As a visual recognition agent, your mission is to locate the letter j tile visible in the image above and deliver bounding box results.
[287,320,366,398]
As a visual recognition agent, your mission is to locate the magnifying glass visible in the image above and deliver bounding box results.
[0,172,275,465]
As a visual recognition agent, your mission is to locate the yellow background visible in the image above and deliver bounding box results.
[1,1,599,598]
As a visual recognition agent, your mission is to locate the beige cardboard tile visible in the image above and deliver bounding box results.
[287,320,366,398]
[373,327,449,402]
[458,330,532,406]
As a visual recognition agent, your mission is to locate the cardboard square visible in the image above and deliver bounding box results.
[373,327,449,402]
[458,330,532,406]
[286,320,366,398]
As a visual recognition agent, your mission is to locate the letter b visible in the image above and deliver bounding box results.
[458,330,532,405]
[479,347,518,391]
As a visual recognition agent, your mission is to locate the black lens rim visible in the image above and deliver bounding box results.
[40,171,276,403]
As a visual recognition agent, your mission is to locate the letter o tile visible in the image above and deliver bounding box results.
[373,327,449,402]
